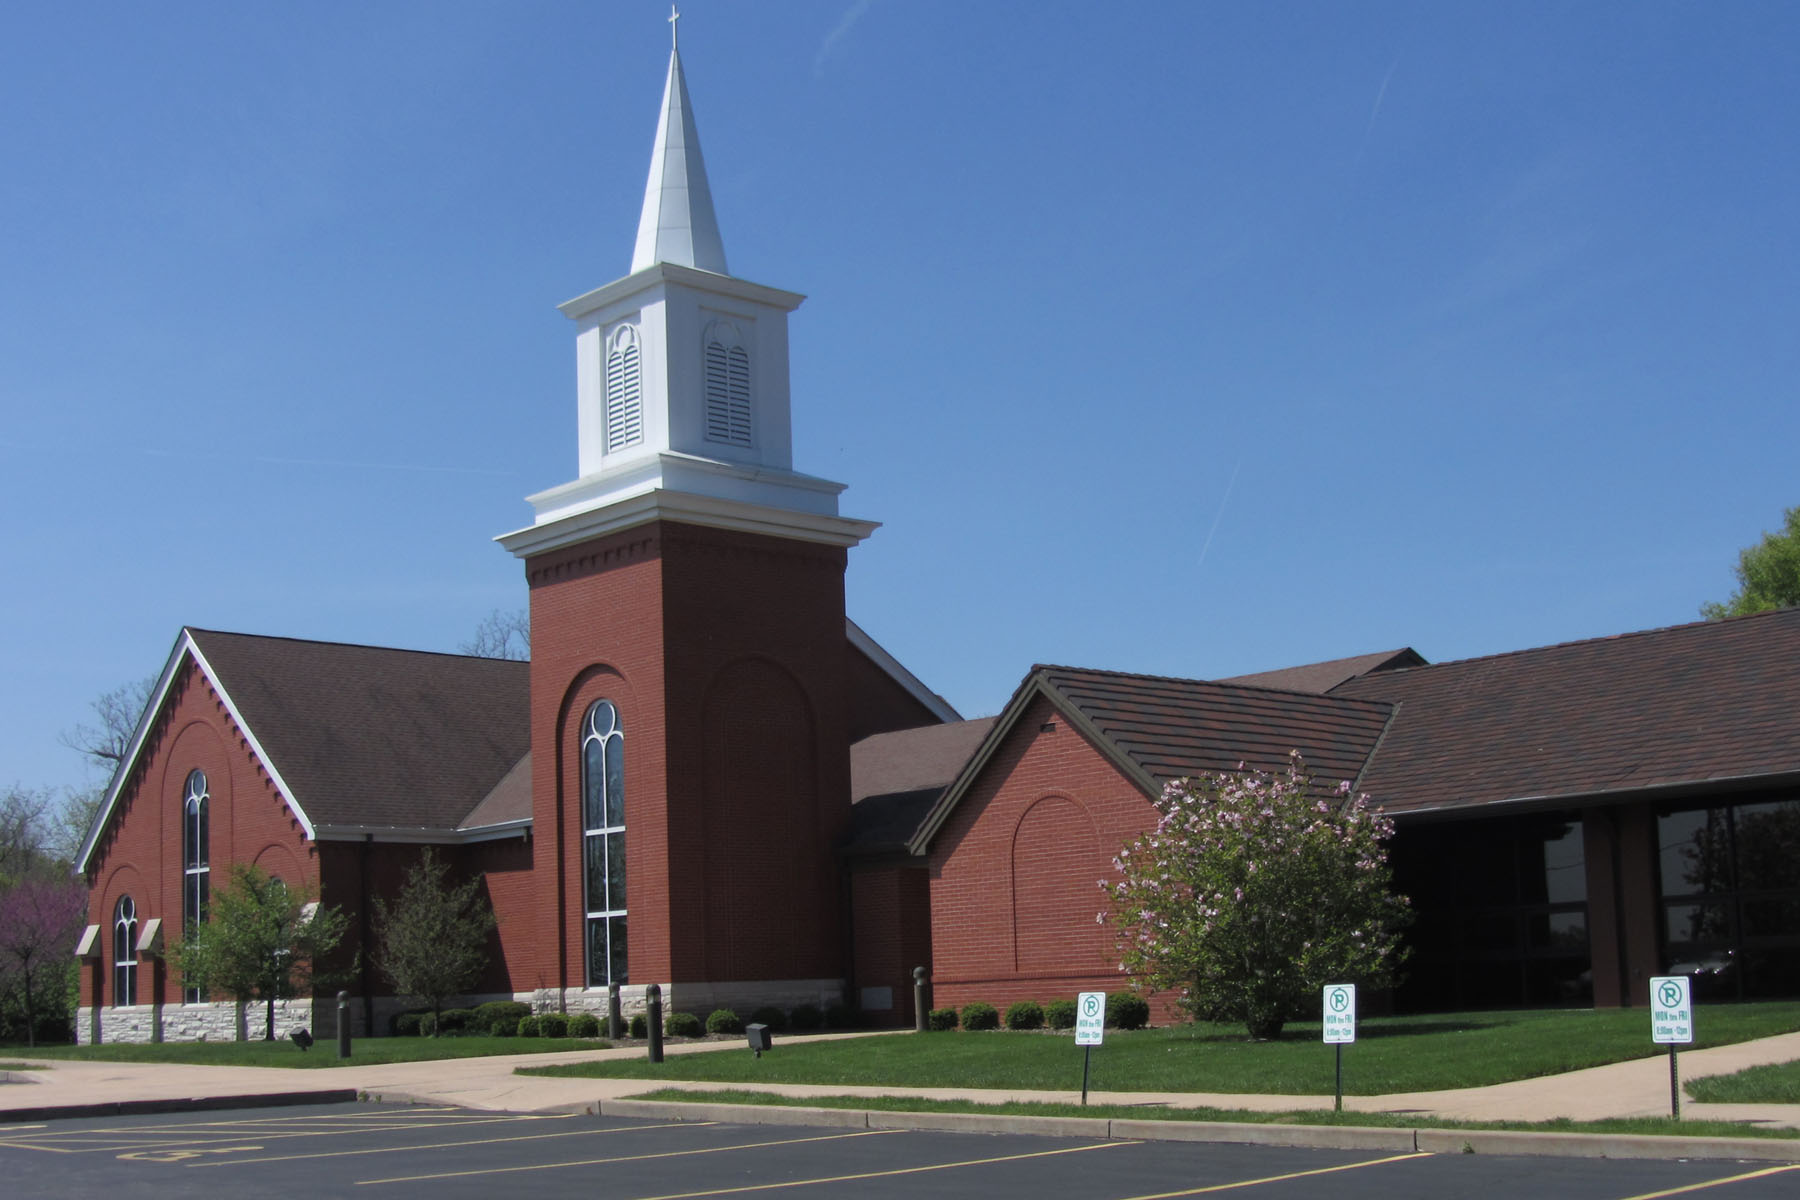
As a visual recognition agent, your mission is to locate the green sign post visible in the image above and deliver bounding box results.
[1322,984,1356,1112]
[1650,975,1694,1119]
[1075,991,1104,1106]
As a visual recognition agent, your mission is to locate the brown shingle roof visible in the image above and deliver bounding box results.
[1332,608,1800,814]
[190,629,530,832]
[1038,665,1394,788]
[846,718,996,855]
[1218,648,1426,694]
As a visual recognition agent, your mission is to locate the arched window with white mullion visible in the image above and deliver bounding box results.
[113,894,138,1007]
[182,768,210,1003]
[581,700,627,987]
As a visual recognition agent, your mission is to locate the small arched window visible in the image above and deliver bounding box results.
[703,321,751,447]
[581,699,626,986]
[113,894,138,1007]
[182,769,210,1002]
[605,323,644,452]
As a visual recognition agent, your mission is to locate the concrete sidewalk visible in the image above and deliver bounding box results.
[4,1029,1798,1157]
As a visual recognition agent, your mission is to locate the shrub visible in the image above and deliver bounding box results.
[517,1015,541,1038]
[537,1011,569,1038]
[706,1008,743,1035]
[435,1008,478,1037]
[390,1010,428,1037]
[666,1011,703,1038]
[927,1007,959,1032]
[1004,1000,1045,1031]
[788,1004,823,1031]
[960,1001,999,1031]
[1046,999,1078,1030]
[568,1012,602,1038]
[749,1006,787,1032]
[1107,993,1150,1031]
[629,1013,648,1039]
[474,1000,531,1037]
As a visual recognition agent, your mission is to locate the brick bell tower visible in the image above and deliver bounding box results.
[498,19,876,1017]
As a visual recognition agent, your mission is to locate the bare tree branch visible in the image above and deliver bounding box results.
[461,608,530,661]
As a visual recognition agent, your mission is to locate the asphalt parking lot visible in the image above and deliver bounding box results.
[2,1101,1798,1199]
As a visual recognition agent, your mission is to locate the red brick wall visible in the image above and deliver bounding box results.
[845,642,945,742]
[851,864,933,1025]
[927,695,1165,1016]
[83,659,317,1008]
[526,519,853,993]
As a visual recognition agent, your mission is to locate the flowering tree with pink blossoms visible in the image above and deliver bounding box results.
[1104,752,1409,1040]
[0,874,88,1046]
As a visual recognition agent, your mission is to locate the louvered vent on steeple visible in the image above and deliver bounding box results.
[703,321,751,447]
[604,324,643,452]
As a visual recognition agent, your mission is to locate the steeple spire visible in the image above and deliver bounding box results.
[630,10,727,275]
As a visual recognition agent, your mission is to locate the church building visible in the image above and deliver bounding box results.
[73,32,1800,1043]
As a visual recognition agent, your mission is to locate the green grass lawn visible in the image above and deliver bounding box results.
[519,1004,1800,1096]
[0,1036,608,1069]
[1689,1059,1800,1104]
[636,1087,1800,1141]
[0,1061,44,1071]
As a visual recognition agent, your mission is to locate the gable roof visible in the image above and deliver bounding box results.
[1218,647,1426,693]
[1332,607,1800,815]
[907,665,1395,854]
[79,629,531,870]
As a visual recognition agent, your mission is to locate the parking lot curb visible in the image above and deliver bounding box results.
[583,1097,1800,1162]
[0,1089,359,1124]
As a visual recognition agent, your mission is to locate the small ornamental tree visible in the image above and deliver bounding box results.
[0,874,87,1046]
[373,849,497,1036]
[173,864,348,1040]
[1104,751,1409,1040]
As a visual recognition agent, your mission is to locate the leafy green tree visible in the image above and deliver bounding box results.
[1105,752,1409,1040]
[172,864,348,1041]
[1702,505,1800,619]
[373,849,497,1036]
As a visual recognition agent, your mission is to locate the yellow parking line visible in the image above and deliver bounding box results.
[1112,1151,1433,1199]
[624,1138,1138,1200]
[193,1120,708,1167]
[358,1128,905,1185]
[1614,1163,1800,1200]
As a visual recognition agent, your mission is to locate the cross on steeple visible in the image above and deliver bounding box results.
[669,3,680,51]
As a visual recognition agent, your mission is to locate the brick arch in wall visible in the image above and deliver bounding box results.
[252,843,302,884]
[1011,793,1110,974]
[96,863,147,1006]
[698,654,819,982]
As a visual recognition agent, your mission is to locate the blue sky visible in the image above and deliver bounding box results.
[5,2,1797,798]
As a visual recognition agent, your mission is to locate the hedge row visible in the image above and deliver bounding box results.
[926,993,1151,1032]
[390,1000,855,1038]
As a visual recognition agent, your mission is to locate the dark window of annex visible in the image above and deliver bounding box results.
[1658,797,1800,1001]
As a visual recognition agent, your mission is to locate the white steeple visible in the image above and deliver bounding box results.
[498,13,875,560]
[630,22,727,274]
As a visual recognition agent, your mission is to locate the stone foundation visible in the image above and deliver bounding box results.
[78,997,315,1045]
[530,979,843,1020]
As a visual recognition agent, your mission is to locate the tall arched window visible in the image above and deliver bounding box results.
[581,700,627,986]
[605,323,644,452]
[182,769,210,1003]
[703,321,751,447]
[113,894,138,1007]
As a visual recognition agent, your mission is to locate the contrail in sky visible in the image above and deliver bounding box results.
[1196,455,1243,572]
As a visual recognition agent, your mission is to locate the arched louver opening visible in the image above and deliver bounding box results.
[703,321,751,447]
[605,324,644,452]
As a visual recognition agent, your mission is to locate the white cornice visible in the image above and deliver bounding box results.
[560,262,803,322]
[497,486,878,559]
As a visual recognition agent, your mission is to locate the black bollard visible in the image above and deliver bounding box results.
[336,991,351,1059]
[913,966,929,1033]
[608,982,622,1041]
[646,983,664,1064]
